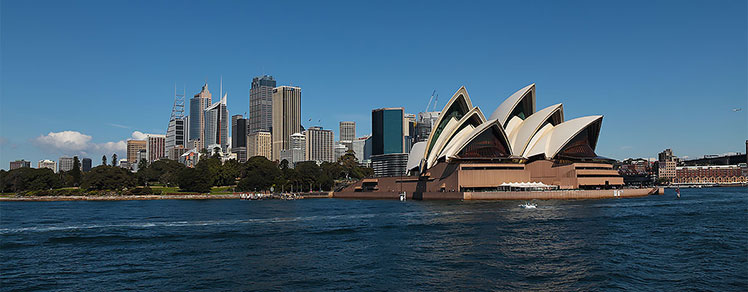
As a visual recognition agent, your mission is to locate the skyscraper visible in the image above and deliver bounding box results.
[339,121,356,142]
[272,86,301,161]
[166,86,186,154]
[305,127,334,163]
[204,93,229,152]
[249,75,276,134]
[146,134,166,162]
[127,140,147,164]
[189,83,212,150]
[232,115,248,161]
[371,108,404,155]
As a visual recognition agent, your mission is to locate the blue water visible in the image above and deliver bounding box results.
[1,187,747,291]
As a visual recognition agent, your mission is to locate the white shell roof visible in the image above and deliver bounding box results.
[426,107,486,168]
[407,141,426,171]
[508,103,563,156]
[441,118,512,160]
[488,83,535,125]
[524,115,603,159]
[438,124,476,160]
[424,86,473,159]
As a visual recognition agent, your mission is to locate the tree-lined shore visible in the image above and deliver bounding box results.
[1,151,372,197]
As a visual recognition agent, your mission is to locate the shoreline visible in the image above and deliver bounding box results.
[0,194,241,201]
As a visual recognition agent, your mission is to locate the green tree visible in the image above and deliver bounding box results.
[237,156,281,191]
[80,165,137,190]
[177,167,213,193]
[102,155,107,166]
[70,156,82,186]
[138,158,148,172]
[111,154,118,167]
[0,168,62,192]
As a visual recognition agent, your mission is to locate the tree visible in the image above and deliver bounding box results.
[70,156,82,186]
[102,155,107,166]
[111,154,118,167]
[237,156,281,191]
[0,168,62,192]
[177,167,213,193]
[80,165,137,190]
[138,158,148,171]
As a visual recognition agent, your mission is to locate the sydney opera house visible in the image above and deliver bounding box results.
[336,84,660,200]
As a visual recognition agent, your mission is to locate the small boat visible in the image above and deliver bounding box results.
[676,187,680,198]
[399,192,406,202]
[519,202,537,209]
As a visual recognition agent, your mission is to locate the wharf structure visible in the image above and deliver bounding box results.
[335,84,660,200]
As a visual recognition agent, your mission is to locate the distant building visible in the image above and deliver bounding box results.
[165,117,186,154]
[658,149,674,163]
[415,111,440,143]
[119,159,130,170]
[272,86,302,161]
[306,127,334,163]
[351,136,370,163]
[404,113,417,153]
[168,146,188,161]
[675,165,747,184]
[249,75,276,134]
[58,157,74,172]
[371,108,406,176]
[189,83,212,149]
[204,94,229,153]
[146,134,166,163]
[339,121,356,142]
[334,143,347,161]
[232,115,248,162]
[127,140,147,164]
[280,132,306,166]
[9,160,30,170]
[38,160,56,172]
[657,149,677,182]
[248,131,272,160]
[81,158,92,172]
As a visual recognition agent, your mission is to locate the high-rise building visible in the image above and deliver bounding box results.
[351,135,370,163]
[305,127,334,163]
[146,134,166,162]
[189,83,212,149]
[280,132,306,166]
[372,108,404,155]
[204,94,229,153]
[166,87,186,154]
[249,75,277,134]
[38,160,56,172]
[9,160,30,170]
[371,108,406,176]
[81,158,92,172]
[272,86,302,161]
[58,157,74,172]
[127,140,147,164]
[248,131,272,160]
[658,149,677,182]
[232,115,249,162]
[334,144,347,161]
[339,121,356,142]
[404,113,417,153]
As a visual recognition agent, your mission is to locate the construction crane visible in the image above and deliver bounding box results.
[425,90,438,113]
[431,92,439,111]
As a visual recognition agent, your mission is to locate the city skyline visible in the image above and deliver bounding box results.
[1,0,747,169]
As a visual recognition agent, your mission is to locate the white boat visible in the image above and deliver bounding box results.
[399,192,406,202]
[519,202,537,209]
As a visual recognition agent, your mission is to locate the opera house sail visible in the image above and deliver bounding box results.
[336,83,661,200]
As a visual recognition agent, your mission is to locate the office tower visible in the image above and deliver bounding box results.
[249,75,277,134]
[232,115,248,162]
[127,140,147,164]
[334,144,347,161]
[58,157,74,172]
[168,146,187,161]
[146,134,166,162]
[189,83,212,150]
[280,132,306,167]
[404,113,417,153]
[166,87,186,154]
[248,131,272,160]
[81,158,92,172]
[204,93,229,153]
[38,159,57,172]
[305,127,334,163]
[9,160,30,170]
[339,121,356,142]
[371,108,406,177]
[372,108,405,155]
[272,86,302,161]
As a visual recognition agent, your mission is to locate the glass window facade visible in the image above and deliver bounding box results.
[457,126,510,158]
[372,108,404,155]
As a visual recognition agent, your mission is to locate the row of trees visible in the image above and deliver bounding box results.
[1,151,373,194]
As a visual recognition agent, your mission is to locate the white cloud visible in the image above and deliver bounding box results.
[130,131,148,140]
[34,131,92,152]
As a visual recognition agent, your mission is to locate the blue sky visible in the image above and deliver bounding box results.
[1,0,746,169]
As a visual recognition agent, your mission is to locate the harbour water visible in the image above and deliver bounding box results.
[1,187,746,291]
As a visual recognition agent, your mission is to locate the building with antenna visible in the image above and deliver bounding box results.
[166,86,186,155]
[204,93,229,153]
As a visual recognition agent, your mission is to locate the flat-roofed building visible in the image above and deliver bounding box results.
[248,131,272,160]
[127,140,147,164]
[38,160,57,172]
[305,127,334,163]
[271,86,301,161]
[9,160,30,170]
